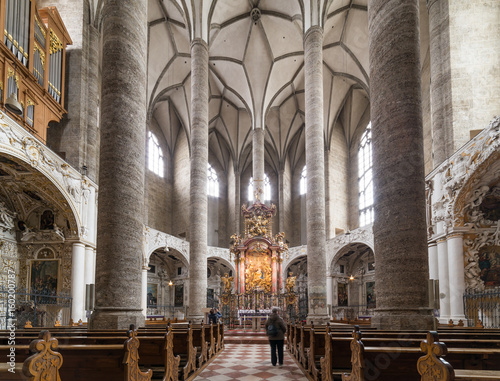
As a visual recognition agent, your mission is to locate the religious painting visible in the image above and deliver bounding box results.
[147,283,158,307]
[366,281,376,308]
[245,242,272,292]
[338,282,348,306]
[29,260,59,297]
[174,284,184,307]
[479,245,500,288]
[40,210,54,230]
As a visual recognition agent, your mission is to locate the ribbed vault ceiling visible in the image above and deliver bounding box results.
[147,0,371,176]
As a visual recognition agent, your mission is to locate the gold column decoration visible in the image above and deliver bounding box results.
[34,42,46,65]
[49,30,63,54]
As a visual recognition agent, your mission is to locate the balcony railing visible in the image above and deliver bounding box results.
[0,1,72,143]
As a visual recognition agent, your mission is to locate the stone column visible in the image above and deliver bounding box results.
[253,127,265,195]
[84,246,94,285]
[141,267,148,316]
[71,243,86,322]
[234,170,241,233]
[428,242,439,279]
[83,246,94,322]
[447,233,465,323]
[369,0,433,330]
[304,26,328,322]
[437,238,450,322]
[427,0,453,167]
[86,24,100,181]
[90,0,147,329]
[278,169,285,232]
[188,38,209,320]
[326,275,333,309]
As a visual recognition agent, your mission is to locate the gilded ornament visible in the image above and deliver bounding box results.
[34,42,46,66]
[49,30,63,54]
[35,17,46,38]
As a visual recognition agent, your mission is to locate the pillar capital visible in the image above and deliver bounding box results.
[447,233,464,240]
[191,38,208,51]
[304,25,323,42]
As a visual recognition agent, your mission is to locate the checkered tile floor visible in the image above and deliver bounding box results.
[194,344,308,381]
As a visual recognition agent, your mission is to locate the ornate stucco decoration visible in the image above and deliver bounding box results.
[0,111,98,239]
[143,226,189,263]
[428,116,500,236]
[327,225,374,267]
[0,201,16,232]
[464,222,500,291]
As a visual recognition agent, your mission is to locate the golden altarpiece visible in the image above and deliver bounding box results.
[220,188,297,322]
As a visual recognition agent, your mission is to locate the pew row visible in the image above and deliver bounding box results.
[340,326,500,381]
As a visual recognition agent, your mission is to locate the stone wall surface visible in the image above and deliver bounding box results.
[449,0,500,150]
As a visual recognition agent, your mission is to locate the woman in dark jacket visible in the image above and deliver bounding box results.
[208,309,217,324]
[265,307,287,366]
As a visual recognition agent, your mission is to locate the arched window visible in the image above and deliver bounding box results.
[148,131,164,177]
[248,174,271,201]
[207,163,219,197]
[358,124,374,226]
[300,165,307,195]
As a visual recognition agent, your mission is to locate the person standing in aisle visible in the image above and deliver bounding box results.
[265,307,287,366]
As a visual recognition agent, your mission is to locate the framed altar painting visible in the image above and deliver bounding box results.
[28,259,59,295]
[366,281,376,308]
[338,282,348,306]
[174,284,184,307]
[147,283,158,306]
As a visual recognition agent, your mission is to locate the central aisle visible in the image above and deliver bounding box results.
[194,343,308,381]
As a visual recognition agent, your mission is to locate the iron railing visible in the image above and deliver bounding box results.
[464,288,500,328]
[0,287,72,329]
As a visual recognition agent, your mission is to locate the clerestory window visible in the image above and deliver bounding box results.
[148,131,164,177]
[358,124,374,226]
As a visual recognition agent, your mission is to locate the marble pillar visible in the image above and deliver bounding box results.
[253,127,265,195]
[437,238,450,322]
[84,246,94,286]
[428,243,439,279]
[83,246,94,322]
[326,275,333,309]
[71,243,86,322]
[447,234,465,323]
[369,0,433,330]
[304,26,328,323]
[188,38,209,320]
[141,268,148,316]
[90,0,147,329]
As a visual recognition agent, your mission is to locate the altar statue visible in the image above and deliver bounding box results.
[285,272,296,293]
[221,273,233,294]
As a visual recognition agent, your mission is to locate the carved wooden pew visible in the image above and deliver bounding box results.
[190,322,209,367]
[340,327,500,381]
[0,326,153,381]
[169,323,197,380]
[417,331,500,381]
[308,324,328,381]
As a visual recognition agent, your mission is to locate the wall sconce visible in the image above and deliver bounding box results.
[168,280,173,286]
[349,275,355,281]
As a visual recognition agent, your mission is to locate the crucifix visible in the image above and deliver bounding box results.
[253,178,264,202]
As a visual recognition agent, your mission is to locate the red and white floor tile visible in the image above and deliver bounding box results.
[194,344,309,381]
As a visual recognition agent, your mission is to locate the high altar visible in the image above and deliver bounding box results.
[228,189,288,295]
